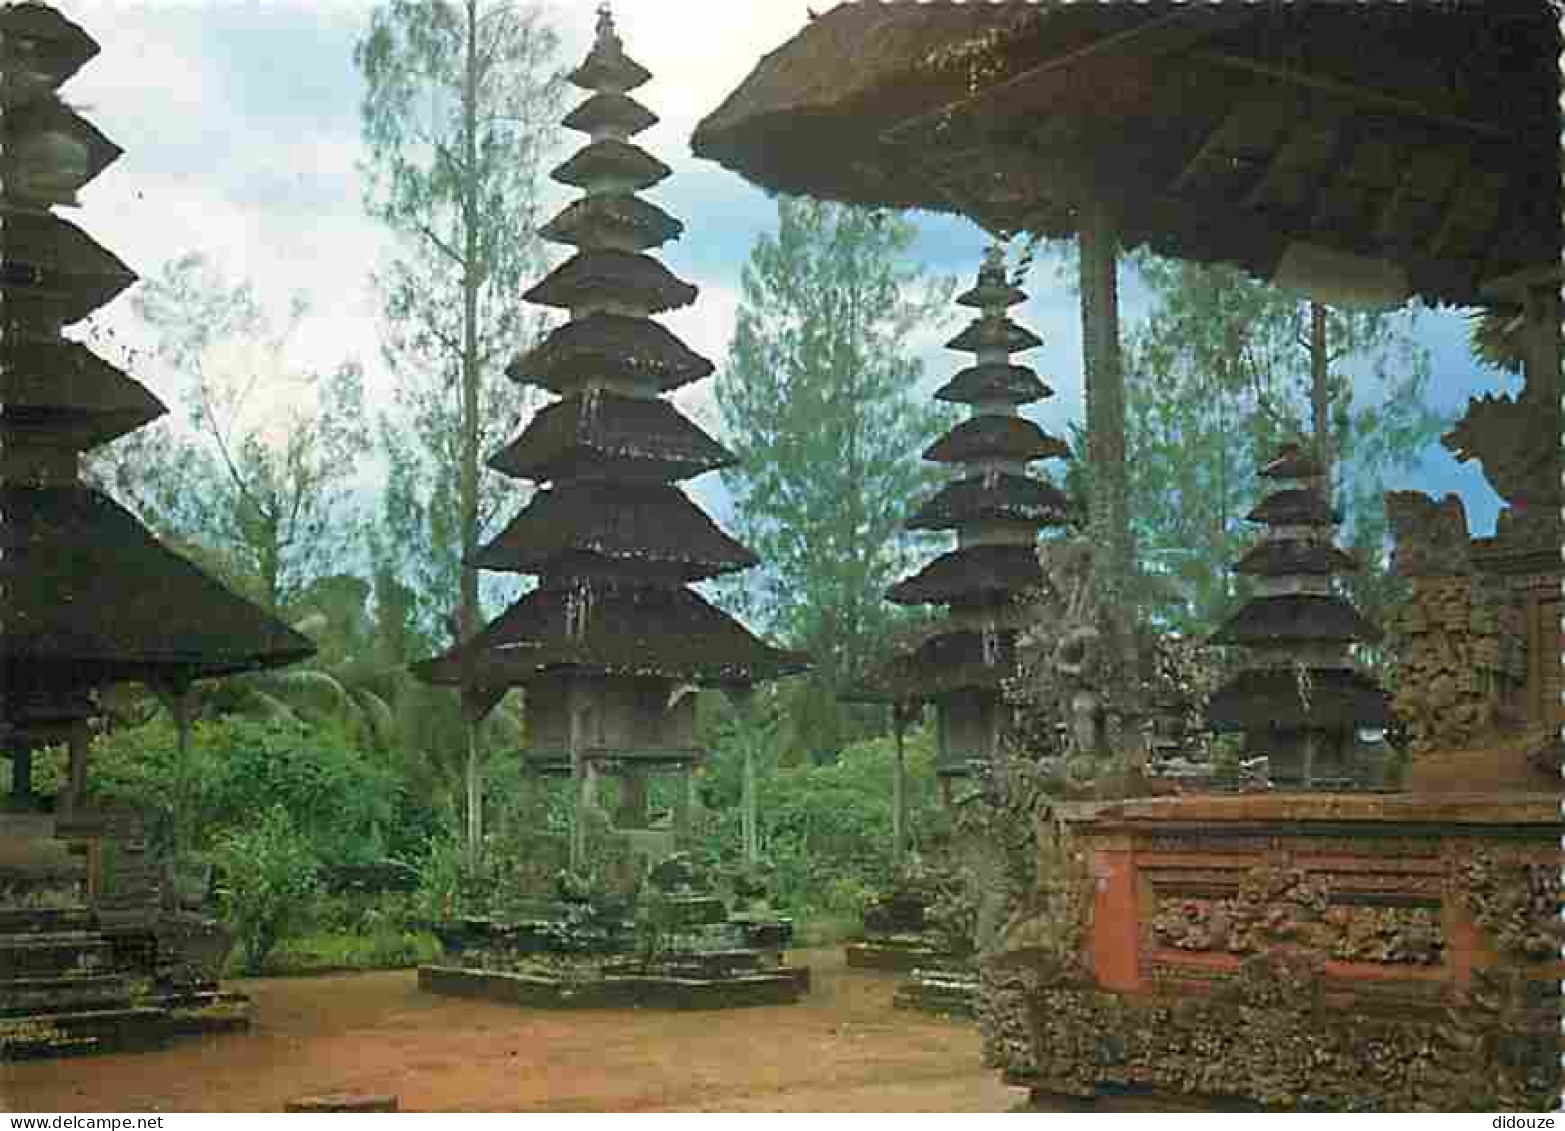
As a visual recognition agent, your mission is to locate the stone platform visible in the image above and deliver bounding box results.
[419,960,810,1010]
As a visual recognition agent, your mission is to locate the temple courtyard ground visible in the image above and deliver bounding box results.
[1,949,1021,1112]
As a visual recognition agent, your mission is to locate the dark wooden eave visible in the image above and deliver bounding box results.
[1206,666,1393,733]
[692,1,1560,307]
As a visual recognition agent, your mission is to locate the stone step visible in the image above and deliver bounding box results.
[0,1006,171,1060]
[0,973,136,1017]
[0,934,117,978]
[0,907,94,936]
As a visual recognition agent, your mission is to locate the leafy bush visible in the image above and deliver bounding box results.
[213,805,321,975]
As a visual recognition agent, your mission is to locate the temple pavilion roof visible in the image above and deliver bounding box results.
[1210,593,1383,648]
[886,543,1043,607]
[933,362,1049,407]
[1,486,314,683]
[1,338,166,451]
[489,390,734,484]
[1247,488,1341,527]
[562,90,658,137]
[1233,539,1360,577]
[539,193,684,253]
[474,479,758,582]
[412,581,808,690]
[507,312,714,395]
[523,248,698,315]
[923,414,1070,465]
[3,211,136,327]
[946,316,1042,356]
[552,139,671,193]
[1206,667,1393,733]
[692,2,1559,309]
[848,627,1019,702]
[904,472,1071,532]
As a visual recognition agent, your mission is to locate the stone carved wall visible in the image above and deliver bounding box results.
[984,798,1563,1111]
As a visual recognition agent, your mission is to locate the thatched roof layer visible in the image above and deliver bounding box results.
[905,472,1070,532]
[508,312,713,393]
[1,338,165,450]
[2,211,136,326]
[474,480,757,581]
[1206,667,1393,732]
[853,626,1017,701]
[924,414,1070,465]
[692,2,1561,308]
[0,486,313,680]
[562,91,658,137]
[523,249,697,314]
[568,23,652,93]
[886,543,1043,606]
[0,3,100,99]
[5,96,122,194]
[553,139,671,192]
[1211,594,1382,647]
[956,274,1025,310]
[1233,539,1360,577]
[1247,488,1340,527]
[489,390,734,484]
[946,316,1042,355]
[539,193,684,252]
[933,363,1049,406]
[413,581,808,688]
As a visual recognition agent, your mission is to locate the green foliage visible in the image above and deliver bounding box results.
[716,197,959,762]
[697,726,943,918]
[213,805,321,975]
[1118,254,1449,642]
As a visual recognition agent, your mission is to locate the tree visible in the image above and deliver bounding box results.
[103,251,368,614]
[356,0,566,856]
[715,198,958,762]
[1120,255,1448,648]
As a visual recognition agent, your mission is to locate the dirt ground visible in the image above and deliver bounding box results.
[1,949,1023,1113]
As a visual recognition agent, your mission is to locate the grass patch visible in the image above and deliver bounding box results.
[228,929,441,977]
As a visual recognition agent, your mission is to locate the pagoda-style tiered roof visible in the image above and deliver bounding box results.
[1205,441,1392,788]
[851,245,1071,782]
[0,3,311,752]
[414,3,805,731]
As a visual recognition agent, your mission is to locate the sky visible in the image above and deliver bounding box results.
[52,0,1516,549]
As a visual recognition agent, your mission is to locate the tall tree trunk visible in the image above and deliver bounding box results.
[459,0,484,858]
[1078,202,1134,711]
[891,704,907,869]
[1309,302,1332,492]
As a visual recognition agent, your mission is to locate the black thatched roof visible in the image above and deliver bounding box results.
[692,2,1560,309]
[412,580,808,689]
[946,316,1042,355]
[1206,666,1393,732]
[568,15,651,93]
[1259,443,1325,481]
[1247,488,1340,527]
[5,96,122,201]
[562,91,658,137]
[0,4,100,99]
[850,626,1017,701]
[474,480,757,582]
[2,211,136,327]
[539,193,684,253]
[489,391,734,484]
[886,543,1043,606]
[1,337,165,451]
[1210,594,1382,647]
[955,273,1025,310]
[523,249,697,314]
[924,414,1070,465]
[1233,539,1360,577]
[0,486,314,682]
[508,312,713,394]
[553,139,671,193]
[933,363,1049,406]
[905,472,1070,532]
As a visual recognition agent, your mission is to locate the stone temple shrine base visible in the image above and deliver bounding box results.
[418,958,810,1011]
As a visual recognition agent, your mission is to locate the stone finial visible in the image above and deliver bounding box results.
[596,2,617,46]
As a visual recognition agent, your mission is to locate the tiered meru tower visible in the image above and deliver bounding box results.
[855,246,1072,788]
[1,2,312,807]
[1205,442,1392,789]
[0,1,310,1058]
[412,6,806,852]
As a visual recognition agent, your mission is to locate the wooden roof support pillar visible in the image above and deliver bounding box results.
[1077,198,1136,731]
